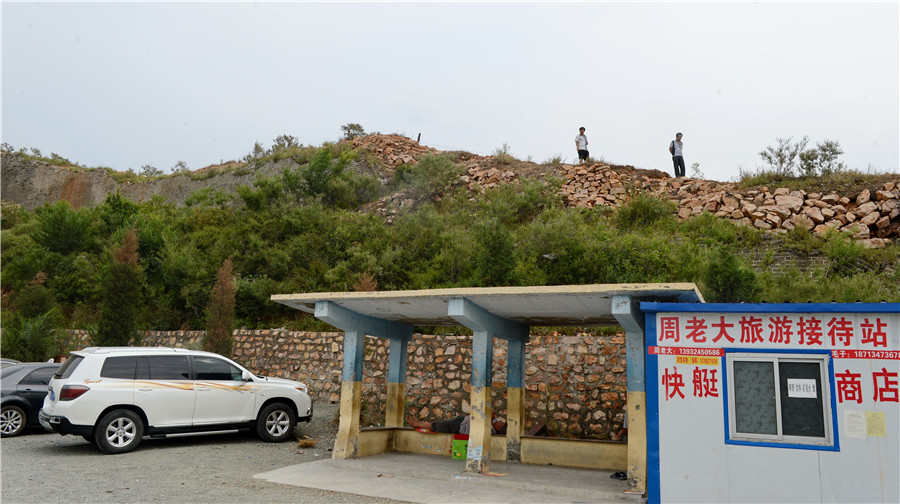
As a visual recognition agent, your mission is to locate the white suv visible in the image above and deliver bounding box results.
[39,347,312,454]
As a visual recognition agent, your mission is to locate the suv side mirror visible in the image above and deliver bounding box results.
[241,370,253,382]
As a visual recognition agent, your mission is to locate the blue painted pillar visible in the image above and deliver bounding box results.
[449,297,528,472]
[612,295,647,493]
[385,335,410,427]
[506,336,526,461]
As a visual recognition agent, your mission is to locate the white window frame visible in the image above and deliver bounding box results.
[726,352,834,447]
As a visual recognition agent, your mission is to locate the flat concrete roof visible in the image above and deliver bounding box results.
[272,283,704,327]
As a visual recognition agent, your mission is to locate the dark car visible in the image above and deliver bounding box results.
[1,362,60,437]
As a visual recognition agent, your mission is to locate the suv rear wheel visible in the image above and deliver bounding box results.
[0,405,26,437]
[256,403,296,442]
[95,409,143,454]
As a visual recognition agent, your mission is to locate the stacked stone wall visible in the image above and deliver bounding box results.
[62,329,627,440]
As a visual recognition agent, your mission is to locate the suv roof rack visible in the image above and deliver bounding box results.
[79,347,186,354]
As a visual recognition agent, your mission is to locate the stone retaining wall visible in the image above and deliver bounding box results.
[64,329,627,440]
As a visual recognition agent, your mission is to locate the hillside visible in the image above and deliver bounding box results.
[1,134,898,351]
[2,134,898,246]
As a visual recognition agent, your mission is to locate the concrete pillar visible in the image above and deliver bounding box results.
[612,295,647,494]
[448,297,528,474]
[333,329,365,459]
[506,336,526,462]
[467,329,493,473]
[385,336,409,428]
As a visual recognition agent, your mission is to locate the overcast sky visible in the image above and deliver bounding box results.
[2,2,898,182]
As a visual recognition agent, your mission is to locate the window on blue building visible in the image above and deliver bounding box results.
[726,353,833,448]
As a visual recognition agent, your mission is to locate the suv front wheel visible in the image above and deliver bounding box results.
[95,409,144,454]
[256,403,296,442]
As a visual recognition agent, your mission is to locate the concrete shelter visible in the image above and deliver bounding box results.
[272,283,703,493]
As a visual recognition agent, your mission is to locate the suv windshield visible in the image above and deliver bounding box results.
[54,355,84,379]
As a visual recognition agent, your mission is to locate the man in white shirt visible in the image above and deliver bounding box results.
[669,132,685,177]
[575,127,589,164]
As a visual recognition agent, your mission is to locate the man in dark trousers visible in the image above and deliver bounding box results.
[575,127,589,164]
[669,132,685,177]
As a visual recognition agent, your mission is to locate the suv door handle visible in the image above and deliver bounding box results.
[196,386,210,391]
[138,387,153,392]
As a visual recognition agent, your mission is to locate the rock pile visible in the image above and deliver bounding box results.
[557,164,666,207]
[544,162,900,247]
[350,134,438,169]
[666,182,899,247]
[462,163,518,190]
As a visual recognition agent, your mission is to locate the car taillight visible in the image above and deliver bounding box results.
[60,385,90,401]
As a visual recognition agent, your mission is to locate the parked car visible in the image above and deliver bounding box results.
[1,362,61,437]
[40,347,312,454]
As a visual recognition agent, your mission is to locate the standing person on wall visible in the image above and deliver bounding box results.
[669,132,685,177]
[575,127,589,165]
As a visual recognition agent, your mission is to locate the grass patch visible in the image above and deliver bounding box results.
[737,168,897,198]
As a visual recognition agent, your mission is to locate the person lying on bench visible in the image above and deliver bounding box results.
[406,412,506,435]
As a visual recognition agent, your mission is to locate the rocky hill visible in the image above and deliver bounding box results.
[2,134,898,246]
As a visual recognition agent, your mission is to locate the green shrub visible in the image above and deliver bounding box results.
[0,309,60,362]
[493,143,513,165]
[613,195,676,230]
[12,281,56,319]
[97,191,139,233]
[31,201,92,255]
[391,153,464,198]
[702,249,761,302]
[822,232,866,277]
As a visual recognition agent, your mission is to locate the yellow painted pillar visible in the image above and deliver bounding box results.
[385,382,405,427]
[505,334,526,462]
[466,385,493,473]
[333,329,365,459]
[506,386,524,462]
[627,390,647,493]
[333,380,362,459]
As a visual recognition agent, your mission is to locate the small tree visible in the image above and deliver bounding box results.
[340,123,366,141]
[271,134,299,153]
[140,164,163,177]
[204,258,236,357]
[94,229,144,347]
[172,161,190,173]
[759,136,808,177]
[799,139,845,177]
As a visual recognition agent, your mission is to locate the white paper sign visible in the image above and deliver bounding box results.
[787,379,818,398]
[843,410,866,439]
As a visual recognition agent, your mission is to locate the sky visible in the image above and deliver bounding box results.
[2,1,898,182]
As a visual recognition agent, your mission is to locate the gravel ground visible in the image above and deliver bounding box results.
[1,402,409,504]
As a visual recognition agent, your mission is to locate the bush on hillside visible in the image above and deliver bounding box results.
[702,249,761,303]
[31,201,92,255]
[613,194,676,230]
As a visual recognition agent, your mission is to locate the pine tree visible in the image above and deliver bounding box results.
[94,229,143,346]
[203,258,236,357]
